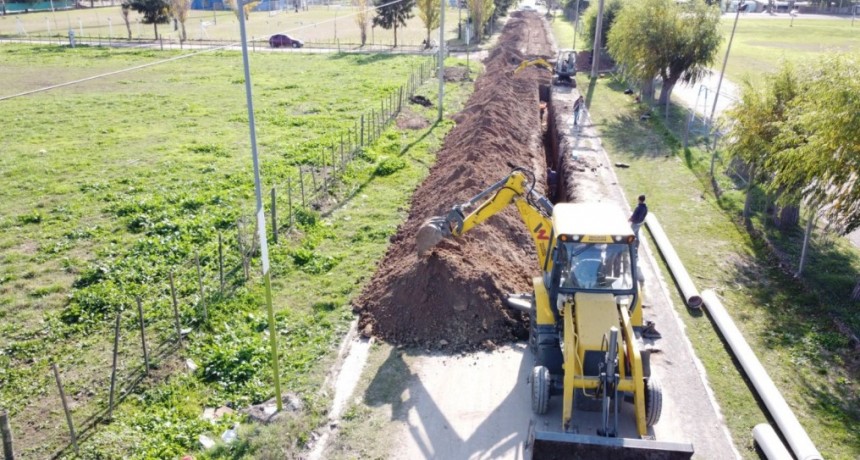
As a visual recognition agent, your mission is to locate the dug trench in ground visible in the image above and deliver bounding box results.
[354,11,556,350]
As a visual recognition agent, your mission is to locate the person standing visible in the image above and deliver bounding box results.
[573,95,584,126]
[629,194,648,240]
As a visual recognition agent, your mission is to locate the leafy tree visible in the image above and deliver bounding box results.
[354,0,371,46]
[372,0,415,47]
[607,0,721,105]
[580,0,623,49]
[768,55,860,235]
[128,0,171,38]
[725,64,800,225]
[468,0,494,40]
[416,0,441,47]
[168,0,190,41]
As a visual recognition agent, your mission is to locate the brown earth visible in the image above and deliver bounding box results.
[354,12,556,350]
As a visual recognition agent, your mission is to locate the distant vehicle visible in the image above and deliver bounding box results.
[521,4,535,9]
[269,34,304,48]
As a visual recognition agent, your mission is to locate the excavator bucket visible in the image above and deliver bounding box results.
[527,430,694,460]
[415,216,451,255]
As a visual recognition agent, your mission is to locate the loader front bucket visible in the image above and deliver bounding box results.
[415,216,451,256]
[527,430,694,460]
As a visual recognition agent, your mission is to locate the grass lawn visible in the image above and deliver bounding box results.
[550,14,859,460]
[0,5,468,47]
[0,42,477,458]
[716,16,860,83]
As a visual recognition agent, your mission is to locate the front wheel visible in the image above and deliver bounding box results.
[292,42,300,48]
[532,366,550,415]
[645,377,663,426]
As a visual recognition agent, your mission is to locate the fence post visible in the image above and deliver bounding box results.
[399,85,404,113]
[287,177,293,227]
[331,146,337,177]
[108,311,121,420]
[217,233,225,294]
[51,363,78,455]
[299,168,306,207]
[340,134,345,167]
[310,164,317,192]
[371,110,376,142]
[2,409,15,460]
[322,152,328,194]
[195,253,208,323]
[135,297,150,374]
[360,114,365,146]
[270,187,278,244]
[237,221,250,281]
[169,272,182,345]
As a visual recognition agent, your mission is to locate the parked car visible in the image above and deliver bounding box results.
[269,34,304,48]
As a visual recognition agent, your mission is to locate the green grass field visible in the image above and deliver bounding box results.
[0,4,469,47]
[0,42,477,458]
[551,13,859,460]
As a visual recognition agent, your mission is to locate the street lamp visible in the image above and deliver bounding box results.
[709,1,747,143]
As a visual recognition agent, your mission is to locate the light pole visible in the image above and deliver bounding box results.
[709,1,746,143]
[572,0,582,50]
[590,0,604,78]
[236,0,284,413]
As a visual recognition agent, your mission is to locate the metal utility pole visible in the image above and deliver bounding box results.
[572,0,582,50]
[709,2,745,140]
[237,0,283,412]
[590,0,605,78]
[438,0,446,120]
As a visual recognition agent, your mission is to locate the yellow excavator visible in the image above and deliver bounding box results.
[417,169,694,459]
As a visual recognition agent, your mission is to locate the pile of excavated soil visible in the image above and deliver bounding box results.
[355,12,555,350]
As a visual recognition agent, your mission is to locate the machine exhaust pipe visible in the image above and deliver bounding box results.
[504,294,534,314]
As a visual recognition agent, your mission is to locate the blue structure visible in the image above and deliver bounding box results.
[190,0,285,10]
[190,0,226,10]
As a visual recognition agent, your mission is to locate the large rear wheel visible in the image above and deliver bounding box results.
[645,377,663,426]
[532,366,550,415]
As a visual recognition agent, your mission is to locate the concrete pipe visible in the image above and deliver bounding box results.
[701,290,822,460]
[644,214,703,308]
[753,423,793,460]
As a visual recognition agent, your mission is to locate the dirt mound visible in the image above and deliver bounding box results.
[355,15,555,350]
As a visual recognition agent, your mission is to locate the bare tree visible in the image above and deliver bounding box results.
[355,0,370,46]
[169,0,190,41]
[121,2,133,39]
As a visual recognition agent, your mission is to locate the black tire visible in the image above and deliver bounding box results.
[292,42,300,48]
[532,366,550,415]
[645,377,663,426]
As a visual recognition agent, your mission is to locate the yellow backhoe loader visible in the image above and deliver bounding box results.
[417,169,694,459]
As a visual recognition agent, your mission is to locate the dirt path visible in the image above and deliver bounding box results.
[322,11,740,459]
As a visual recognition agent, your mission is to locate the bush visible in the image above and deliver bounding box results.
[375,157,406,176]
[580,0,625,49]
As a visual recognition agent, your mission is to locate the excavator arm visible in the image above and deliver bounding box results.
[416,170,554,269]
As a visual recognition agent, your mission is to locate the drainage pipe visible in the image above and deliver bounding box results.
[702,290,822,460]
[753,423,793,460]
[644,214,703,308]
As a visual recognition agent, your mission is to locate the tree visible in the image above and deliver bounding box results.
[767,55,860,237]
[468,0,494,40]
[121,2,133,39]
[725,64,800,225]
[225,0,261,21]
[128,0,171,38]
[168,0,190,41]
[580,0,623,49]
[372,0,415,47]
[416,0,440,47]
[354,0,370,46]
[607,0,721,106]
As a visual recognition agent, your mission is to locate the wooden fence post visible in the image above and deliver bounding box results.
[310,165,317,192]
[399,85,404,113]
[135,297,150,374]
[299,168,306,207]
[195,253,208,323]
[322,152,328,193]
[51,363,78,455]
[270,187,278,244]
[169,272,182,345]
[1,409,15,460]
[340,134,345,167]
[217,233,225,294]
[331,146,337,177]
[108,311,121,420]
[287,177,293,227]
[360,114,365,146]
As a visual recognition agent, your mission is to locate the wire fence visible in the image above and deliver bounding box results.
[1,52,439,460]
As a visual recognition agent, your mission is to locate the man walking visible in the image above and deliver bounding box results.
[573,95,584,126]
[629,194,648,240]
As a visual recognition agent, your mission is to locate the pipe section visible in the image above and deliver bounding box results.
[702,290,822,460]
[644,214,703,308]
[753,423,793,460]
